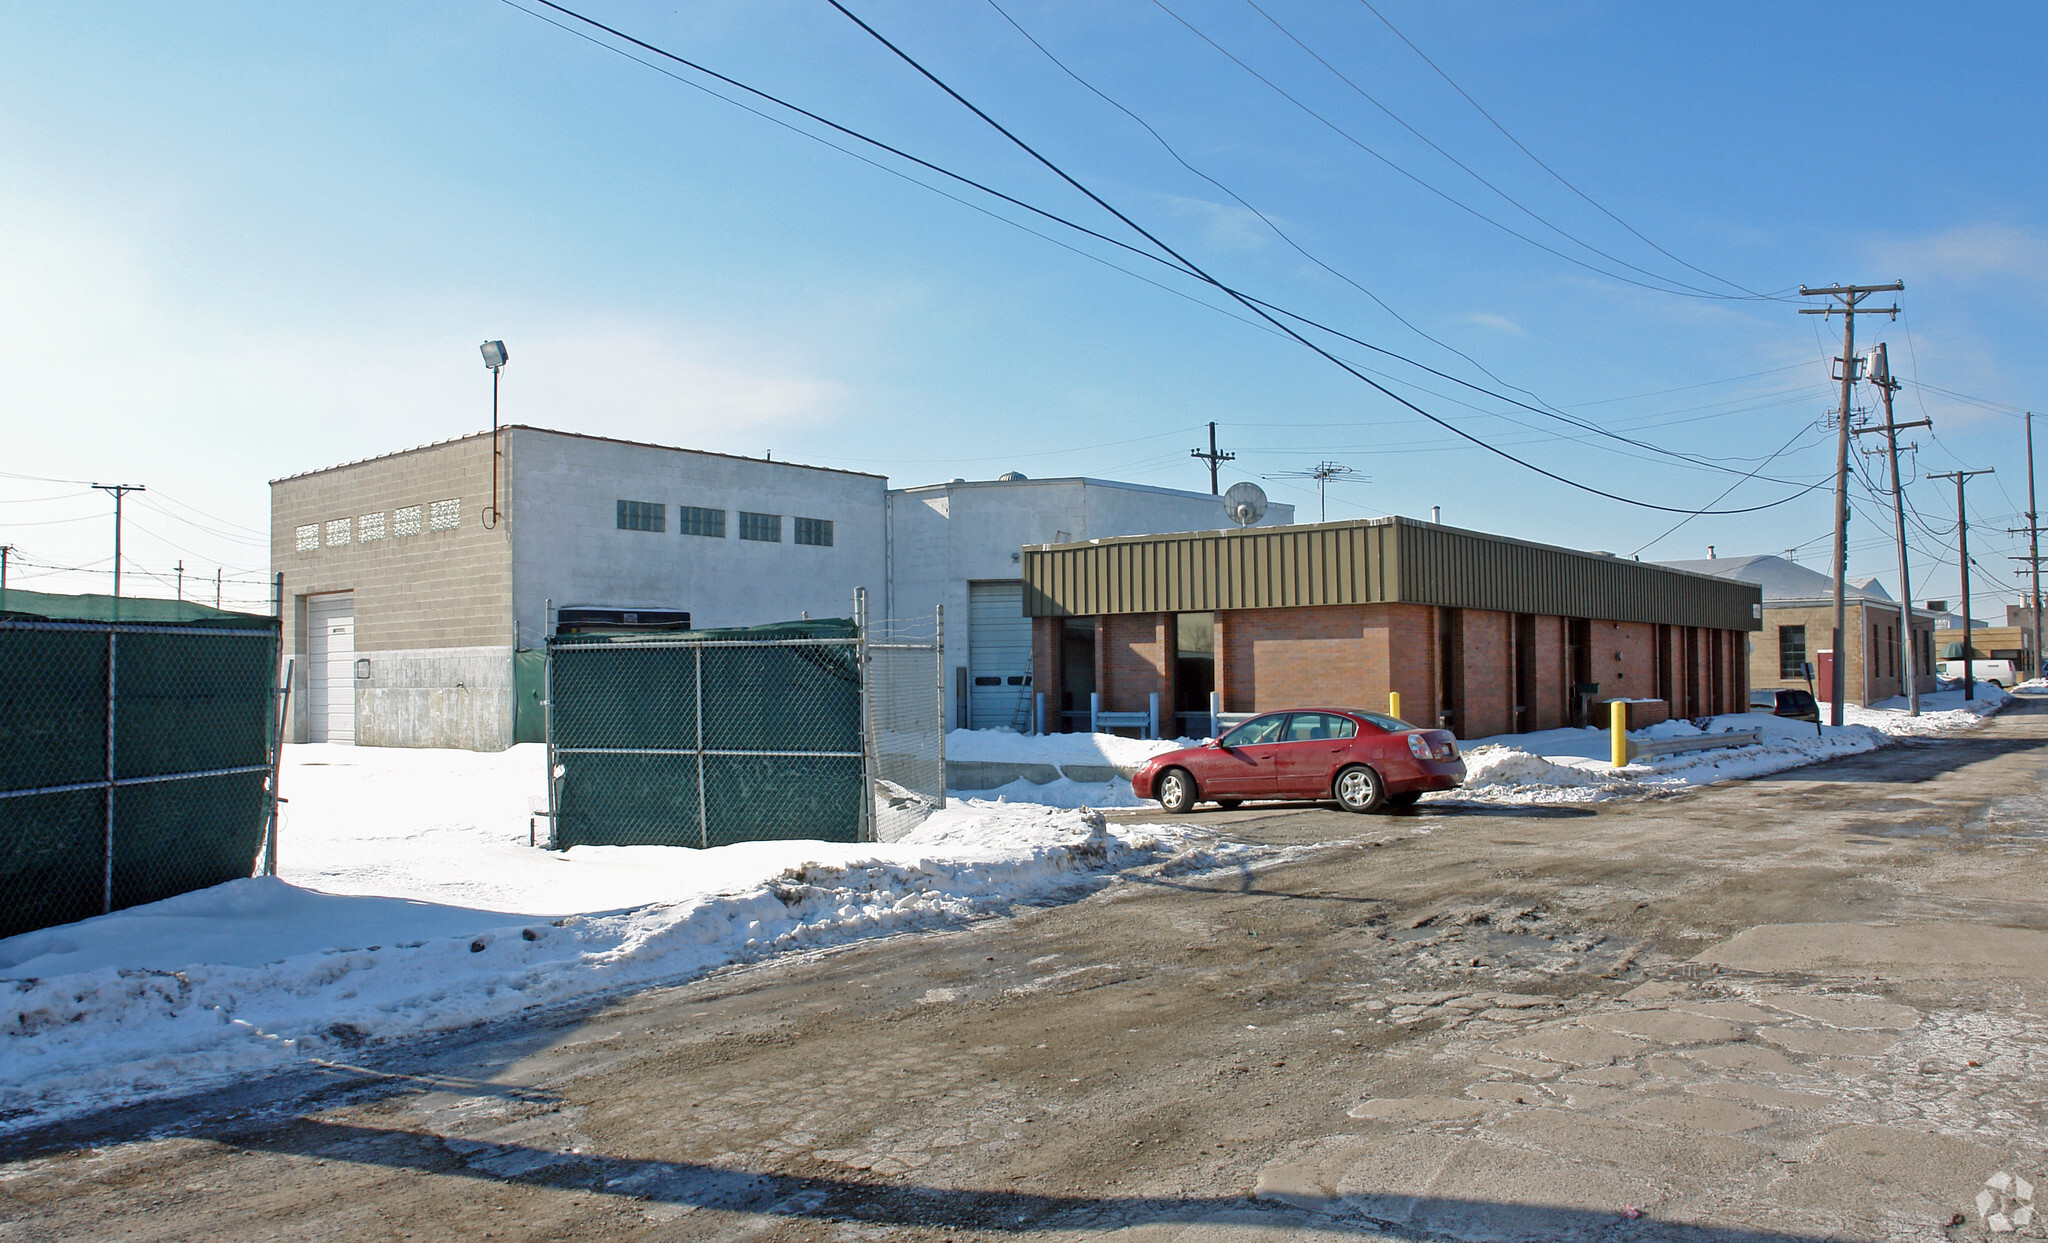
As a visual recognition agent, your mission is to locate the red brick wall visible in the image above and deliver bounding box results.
[1531,615,1567,731]
[1102,613,1169,714]
[1456,610,1512,738]
[1031,616,1061,732]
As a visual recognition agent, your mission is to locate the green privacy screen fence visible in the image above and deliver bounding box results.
[544,595,946,850]
[0,590,282,940]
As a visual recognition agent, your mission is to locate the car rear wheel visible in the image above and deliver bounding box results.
[1155,767,1198,814]
[1334,764,1385,814]
[1212,798,1242,810]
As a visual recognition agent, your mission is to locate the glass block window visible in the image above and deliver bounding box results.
[678,505,725,538]
[1777,625,1806,680]
[394,505,423,537]
[429,498,461,531]
[738,511,781,542]
[793,516,833,547]
[616,499,666,532]
[324,518,351,547]
[295,523,319,552]
[359,511,386,542]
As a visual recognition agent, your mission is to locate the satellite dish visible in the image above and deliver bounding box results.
[1223,481,1268,527]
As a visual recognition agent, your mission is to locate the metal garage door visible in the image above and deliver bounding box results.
[306,592,355,743]
[967,580,1031,731]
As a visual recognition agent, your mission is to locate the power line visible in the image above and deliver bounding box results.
[1148,0,1772,302]
[522,0,1814,516]
[1350,0,1786,303]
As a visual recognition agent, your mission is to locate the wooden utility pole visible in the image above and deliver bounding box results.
[0,544,13,593]
[1931,469,1994,700]
[2010,412,2044,683]
[89,482,146,598]
[1189,422,1235,495]
[1853,343,1930,715]
[1800,283,1902,724]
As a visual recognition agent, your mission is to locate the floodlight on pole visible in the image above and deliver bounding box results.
[480,341,508,529]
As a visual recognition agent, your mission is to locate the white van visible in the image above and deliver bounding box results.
[1937,639,2027,688]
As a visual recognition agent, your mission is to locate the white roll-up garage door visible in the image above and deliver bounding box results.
[306,592,355,744]
[967,580,1032,731]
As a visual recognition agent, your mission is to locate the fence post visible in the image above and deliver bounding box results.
[264,657,292,877]
[694,643,707,850]
[1209,689,1221,739]
[103,631,117,915]
[1035,692,1045,736]
[1148,691,1159,740]
[545,599,560,850]
[934,603,947,811]
[1090,691,1101,734]
[855,587,874,843]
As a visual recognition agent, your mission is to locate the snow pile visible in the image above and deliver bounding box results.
[0,747,1229,1133]
[1442,686,2017,806]
[1845,683,2014,737]
[946,727,1189,769]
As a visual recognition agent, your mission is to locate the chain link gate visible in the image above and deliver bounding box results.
[0,592,284,940]
[544,589,945,849]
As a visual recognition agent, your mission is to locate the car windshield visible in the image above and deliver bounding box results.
[1350,711,1416,733]
[1219,715,1286,746]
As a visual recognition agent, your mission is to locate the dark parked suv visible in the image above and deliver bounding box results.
[1749,688,1820,722]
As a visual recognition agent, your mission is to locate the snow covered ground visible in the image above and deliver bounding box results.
[0,745,1239,1134]
[945,684,2024,810]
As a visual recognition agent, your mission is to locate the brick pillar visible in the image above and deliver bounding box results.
[1093,615,1110,721]
[1214,611,1232,713]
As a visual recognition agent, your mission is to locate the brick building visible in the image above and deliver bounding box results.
[1022,517,1759,739]
[1658,555,1938,707]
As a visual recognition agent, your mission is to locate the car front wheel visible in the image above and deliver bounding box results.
[1155,767,1198,814]
[1334,764,1385,814]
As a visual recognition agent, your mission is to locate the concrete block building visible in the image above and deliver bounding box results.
[1023,517,1759,739]
[1659,555,1937,707]
[271,426,885,749]
[885,476,1292,730]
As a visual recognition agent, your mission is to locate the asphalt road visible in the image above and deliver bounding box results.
[6,699,2048,1242]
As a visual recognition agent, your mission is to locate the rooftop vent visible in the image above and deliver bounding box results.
[998,471,1028,481]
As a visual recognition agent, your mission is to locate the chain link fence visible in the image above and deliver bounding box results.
[544,591,945,850]
[0,591,283,941]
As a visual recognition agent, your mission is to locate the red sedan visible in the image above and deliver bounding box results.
[1131,708,1464,814]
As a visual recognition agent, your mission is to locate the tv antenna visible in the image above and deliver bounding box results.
[1266,461,1366,523]
[1222,481,1268,527]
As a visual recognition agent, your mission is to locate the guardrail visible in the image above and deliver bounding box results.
[1623,728,1762,763]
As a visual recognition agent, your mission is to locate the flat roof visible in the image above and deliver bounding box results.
[270,424,886,485]
[889,475,1266,505]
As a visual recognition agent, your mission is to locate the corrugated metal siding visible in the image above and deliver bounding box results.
[1021,522,1398,616]
[1022,517,1757,630]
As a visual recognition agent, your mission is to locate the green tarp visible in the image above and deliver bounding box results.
[547,619,862,849]
[0,592,278,939]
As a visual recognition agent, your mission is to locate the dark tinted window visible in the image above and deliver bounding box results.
[1220,715,1285,746]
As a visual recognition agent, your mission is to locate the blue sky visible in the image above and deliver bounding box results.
[3,1,2043,614]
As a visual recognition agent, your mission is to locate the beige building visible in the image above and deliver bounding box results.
[1659,555,1938,706]
[271,426,887,750]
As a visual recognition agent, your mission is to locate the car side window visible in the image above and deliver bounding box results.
[1221,715,1285,746]
[1282,712,1356,742]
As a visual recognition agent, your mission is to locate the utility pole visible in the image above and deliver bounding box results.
[1189,422,1235,495]
[1853,344,1930,715]
[215,568,223,610]
[1931,469,1994,700]
[89,482,146,598]
[1800,282,1902,725]
[0,544,12,593]
[175,560,185,602]
[2009,412,2044,684]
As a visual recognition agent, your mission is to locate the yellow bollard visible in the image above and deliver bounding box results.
[1389,690,1402,721]
[1611,700,1629,768]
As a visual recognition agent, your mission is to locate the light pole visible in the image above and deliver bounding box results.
[480,340,509,529]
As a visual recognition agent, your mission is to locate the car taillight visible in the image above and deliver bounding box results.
[1408,734,1429,758]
